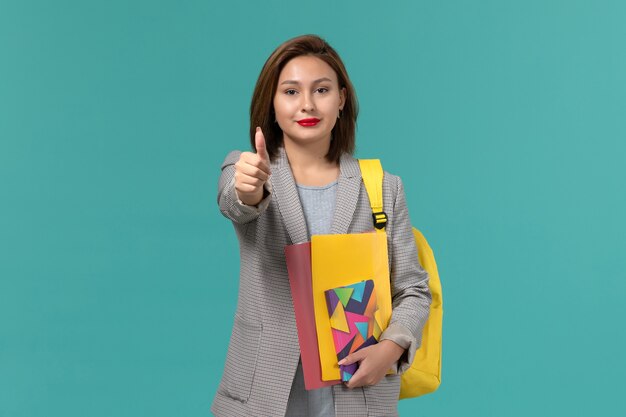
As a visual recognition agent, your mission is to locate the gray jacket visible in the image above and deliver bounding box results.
[211,146,431,417]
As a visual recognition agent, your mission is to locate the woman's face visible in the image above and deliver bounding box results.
[273,55,346,149]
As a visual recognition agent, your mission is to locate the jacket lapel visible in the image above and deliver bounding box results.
[330,153,362,234]
[271,147,309,244]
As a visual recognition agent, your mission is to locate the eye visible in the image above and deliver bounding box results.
[285,89,297,95]
[316,87,329,94]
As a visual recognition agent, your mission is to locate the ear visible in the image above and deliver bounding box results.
[339,87,347,110]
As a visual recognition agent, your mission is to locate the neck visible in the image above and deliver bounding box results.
[282,135,340,186]
[282,136,334,170]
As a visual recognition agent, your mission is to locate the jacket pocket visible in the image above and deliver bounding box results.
[220,314,263,403]
[363,374,401,416]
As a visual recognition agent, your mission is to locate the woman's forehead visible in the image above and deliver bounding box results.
[278,56,338,84]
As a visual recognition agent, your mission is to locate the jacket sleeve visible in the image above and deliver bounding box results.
[378,175,432,374]
[217,150,272,224]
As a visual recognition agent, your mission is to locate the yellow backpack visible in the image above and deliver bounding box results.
[359,159,443,399]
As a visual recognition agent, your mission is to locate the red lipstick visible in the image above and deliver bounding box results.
[297,118,320,127]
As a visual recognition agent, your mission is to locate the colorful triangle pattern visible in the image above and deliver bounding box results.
[334,287,354,307]
[324,279,379,382]
[329,302,349,333]
[355,321,368,340]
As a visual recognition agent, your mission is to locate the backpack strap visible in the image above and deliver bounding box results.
[358,159,388,231]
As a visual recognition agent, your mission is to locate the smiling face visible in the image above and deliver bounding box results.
[273,55,346,150]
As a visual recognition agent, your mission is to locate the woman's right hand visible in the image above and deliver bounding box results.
[234,127,271,206]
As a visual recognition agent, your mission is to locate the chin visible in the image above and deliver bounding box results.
[285,133,332,146]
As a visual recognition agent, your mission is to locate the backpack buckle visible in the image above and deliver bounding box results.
[372,211,388,230]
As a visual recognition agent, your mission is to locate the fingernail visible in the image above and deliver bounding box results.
[337,359,345,365]
[256,126,260,132]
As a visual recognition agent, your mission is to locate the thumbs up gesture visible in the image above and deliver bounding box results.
[234,127,271,206]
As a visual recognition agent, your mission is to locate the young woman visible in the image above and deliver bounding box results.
[212,34,431,417]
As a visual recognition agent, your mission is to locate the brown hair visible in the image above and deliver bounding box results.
[249,34,358,163]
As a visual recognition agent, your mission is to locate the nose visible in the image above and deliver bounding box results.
[300,91,315,112]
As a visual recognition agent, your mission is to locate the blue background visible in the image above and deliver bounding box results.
[1,0,625,416]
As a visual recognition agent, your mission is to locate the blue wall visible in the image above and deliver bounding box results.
[1,1,624,415]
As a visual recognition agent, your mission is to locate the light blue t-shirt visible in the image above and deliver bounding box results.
[296,180,338,238]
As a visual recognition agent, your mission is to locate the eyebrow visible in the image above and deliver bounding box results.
[279,77,333,85]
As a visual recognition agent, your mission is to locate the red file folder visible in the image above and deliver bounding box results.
[285,242,340,390]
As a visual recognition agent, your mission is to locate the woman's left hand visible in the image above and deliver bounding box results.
[338,340,406,388]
